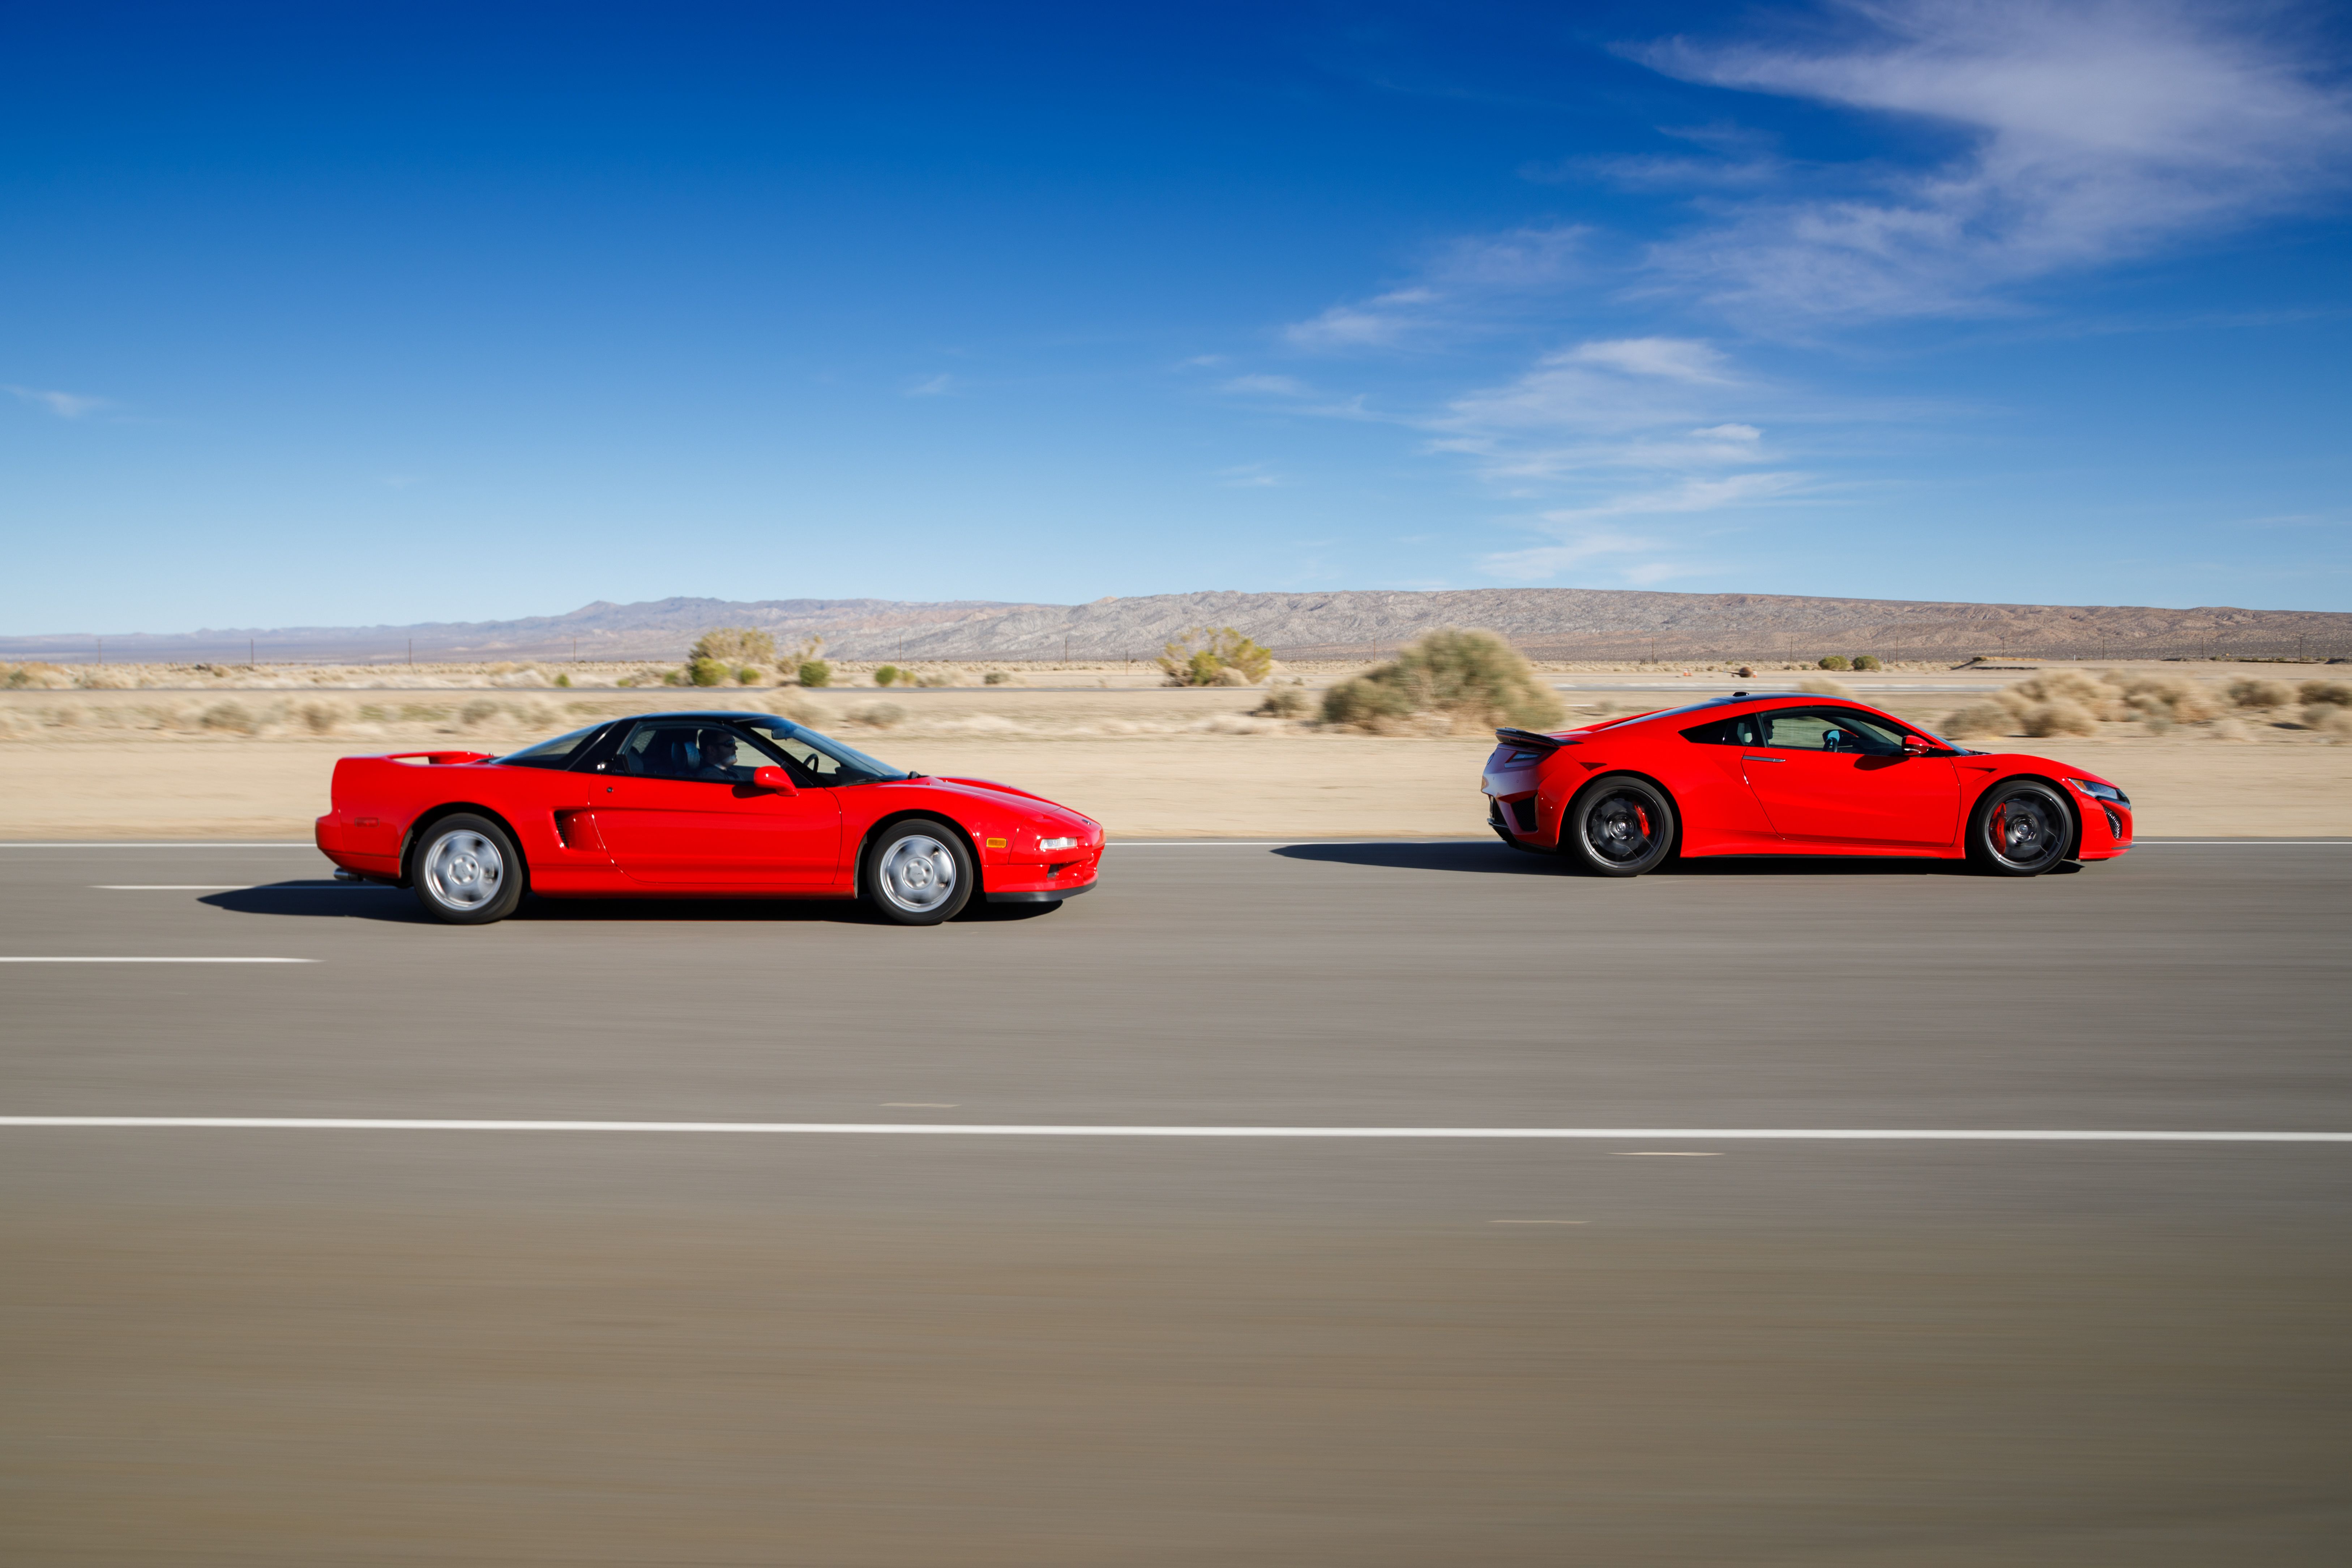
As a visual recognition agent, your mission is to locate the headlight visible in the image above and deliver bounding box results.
[2065,777,2129,807]
[1038,836,1079,852]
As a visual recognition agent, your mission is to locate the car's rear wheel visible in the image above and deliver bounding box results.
[411,813,525,924]
[863,818,975,925]
[1967,780,2073,877]
[1563,776,1676,877]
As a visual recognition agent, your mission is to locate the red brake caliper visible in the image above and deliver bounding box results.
[1991,803,2007,845]
[1634,805,1651,839]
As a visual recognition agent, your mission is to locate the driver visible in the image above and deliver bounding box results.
[692,728,757,783]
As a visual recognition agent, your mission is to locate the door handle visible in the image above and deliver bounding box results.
[1743,755,1784,763]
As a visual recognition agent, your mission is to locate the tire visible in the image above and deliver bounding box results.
[410,813,526,924]
[1967,779,2074,877]
[862,818,976,926]
[1562,776,1676,877]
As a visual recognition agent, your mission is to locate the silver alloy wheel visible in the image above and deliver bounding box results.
[877,833,958,913]
[422,828,505,910]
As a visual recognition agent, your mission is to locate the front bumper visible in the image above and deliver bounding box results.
[986,882,1096,905]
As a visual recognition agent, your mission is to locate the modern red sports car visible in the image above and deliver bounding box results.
[1481,691,2132,877]
[315,710,1103,924]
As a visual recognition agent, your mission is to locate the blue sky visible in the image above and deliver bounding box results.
[4,0,2348,634]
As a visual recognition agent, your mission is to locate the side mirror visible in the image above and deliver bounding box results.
[752,765,796,794]
[1902,735,1939,756]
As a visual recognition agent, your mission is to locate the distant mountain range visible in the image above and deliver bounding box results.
[7,589,2348,664]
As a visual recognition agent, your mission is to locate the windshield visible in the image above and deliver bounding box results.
[496,722,606,770]
[736,716,908,784]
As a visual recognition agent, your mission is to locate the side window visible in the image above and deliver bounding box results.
[1681,713,1765,746]
[615,722,776,783]
[1758,709,1904,754]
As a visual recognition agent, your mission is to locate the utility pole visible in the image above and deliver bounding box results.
[96,636,102,666]
[250,638,256,668]
[407,638,413,667]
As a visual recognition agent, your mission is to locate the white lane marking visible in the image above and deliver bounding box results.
[92,884,379,891]
[0,1119,2343,1142]
[0,842,318,849]
[1490,1219,1588,1225]
[1617,1151,1723,1157]
[0,957,317,965]
[882,1103,959,1108]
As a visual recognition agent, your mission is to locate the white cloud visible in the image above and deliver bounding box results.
[1480,530,1658,581]
[906,373,954,397]
[1219,373,1313,397]
[1216,462,1283,488]
[1280,226,1584,350]
[1633,0,2352,320]
[1692,423,1761,440]
[1567,337,1736,383]
[6,385,110,418]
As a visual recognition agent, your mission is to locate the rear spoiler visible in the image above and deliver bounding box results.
[384,750,495,765]
[1494,728,1577,751]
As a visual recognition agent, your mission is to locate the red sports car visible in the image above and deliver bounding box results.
[1481,691,2132,877]
[315,710,1104,924]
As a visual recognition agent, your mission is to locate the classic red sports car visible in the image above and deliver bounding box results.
[315,710,1103,924]
[1481,691,2132,877]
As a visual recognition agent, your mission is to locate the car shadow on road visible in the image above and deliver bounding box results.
[197,884,1042,924]
[1273,842,2074,878]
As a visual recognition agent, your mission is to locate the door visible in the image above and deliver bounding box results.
[1741,708,1958,847]
[592,720,842,887]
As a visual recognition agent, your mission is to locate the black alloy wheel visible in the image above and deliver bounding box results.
[1564,776,1676,877]
[410,812,527,924]
[1967,780,2074,877]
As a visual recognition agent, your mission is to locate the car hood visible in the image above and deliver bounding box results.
[915,775,1099,832]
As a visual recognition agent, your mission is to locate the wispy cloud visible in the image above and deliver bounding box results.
[1631,0,2352,321]
[6,385,111,418]
[905,373,954,397]
[1281,225,1585,350]
[1216,462,1283,488]
[1219,373,1312,397]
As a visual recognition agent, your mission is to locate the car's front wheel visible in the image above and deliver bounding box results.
[411,813,525,924]
[863,818,975,925]
[1562,776,1676,877]
[1967,780,2073,876]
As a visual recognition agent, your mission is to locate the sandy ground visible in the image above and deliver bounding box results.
[1,730,2345,840]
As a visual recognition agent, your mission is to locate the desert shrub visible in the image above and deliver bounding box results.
[797,659,833,688]
[735,666,760,685]
[690,627,778,666]
[1797,678,1855,699]
[687,657,727,688]
[2296,679,2351,707]
[1735,665,1754,678]
[982,671,1010,685]
[200,700,257,733]
[2307,705,2352,740]
[1158,627,1274,687]
[847,702,905,729]
[458,698,501,727]
[874,665,902,687]
[294,699,345,734]
[1817,655,1850,671]
[2022,699,2100,738]
[2004,670,2125,719]
[1321,629,1563,734]
[2209,718,2251,742]
[1852,654,1881,671]
[2120,674,2221,723]
[553,672,572,688]
[1942,702,2014,738]
[2227,678,2295,710]
[3,662,73,690]
[1253,686,1308,718]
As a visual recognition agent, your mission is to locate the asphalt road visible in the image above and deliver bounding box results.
[3,840,2347,1565]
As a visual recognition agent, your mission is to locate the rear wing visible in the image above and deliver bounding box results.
[383,751,495,765]
[1494,728,1577,751]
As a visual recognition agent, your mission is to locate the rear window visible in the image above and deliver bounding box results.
[497,723,606,770]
